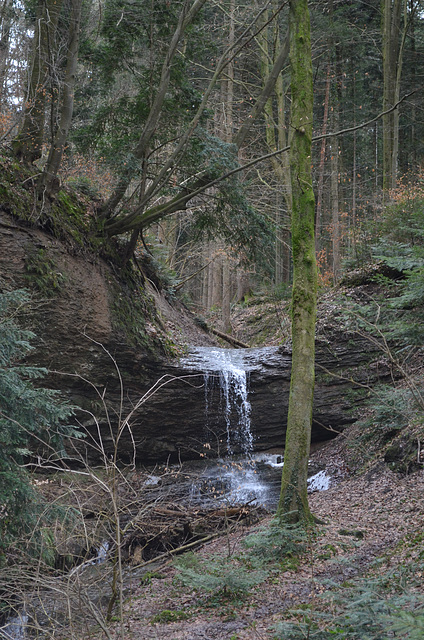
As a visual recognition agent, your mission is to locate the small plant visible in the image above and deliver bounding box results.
[174,551,267,599]
[0,289,77,554]
[66,175,100,199]
[140,570,165,585]
[273,568,424,640]
[150,609,191,623]
[243,521,306,566]
[273,281,292,301]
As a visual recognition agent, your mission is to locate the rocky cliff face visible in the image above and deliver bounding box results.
[0,211,392,464]
[137,334,392,462]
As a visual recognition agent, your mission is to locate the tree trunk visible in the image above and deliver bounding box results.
[220,0,235,332]
[13,0,64,163]
[382,0,406,192]
[39,0,82,197]
[315,63,331,254]
[277,0,316,525]
[331,133,340,283]
[221,256,231,334]
[256,6,292,287]
[0,0,13,103]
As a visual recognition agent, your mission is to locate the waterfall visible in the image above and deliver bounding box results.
[0,612,28,640]
[182,347,254,455]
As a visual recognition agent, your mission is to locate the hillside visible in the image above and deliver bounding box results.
[1,148,424,638]
[106,438,424,640]
[14,417,422,640]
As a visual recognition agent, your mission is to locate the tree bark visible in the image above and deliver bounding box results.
[277,0,316,525]
[315,63,330,254]
[256,6,291,287]
[220,0,235,333]
[331,130,340,283]
[382,0,408,192]
[0,0,13,103]
[13,0,64,163]
[39,0,82,197]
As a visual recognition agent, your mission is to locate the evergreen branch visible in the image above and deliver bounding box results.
[106,89,418,234]
[104,1,289,233]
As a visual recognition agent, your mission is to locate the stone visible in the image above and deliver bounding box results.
[0,211,393,465]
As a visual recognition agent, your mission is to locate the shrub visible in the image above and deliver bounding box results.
[174,551,267,598]
[0,289,78,555]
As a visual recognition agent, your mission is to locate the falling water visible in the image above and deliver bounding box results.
[0,612,28,640]
[184,347,254,455]
[181,347,334,506]
[181,347,269,505]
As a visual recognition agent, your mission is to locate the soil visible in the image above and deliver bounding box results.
[6,278,421,638]
[102,432,424,640]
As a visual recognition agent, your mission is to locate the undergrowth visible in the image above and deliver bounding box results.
[172,518,424,640]
[274,562,424,639]
[173,551,268,599]
[173,521,306,601]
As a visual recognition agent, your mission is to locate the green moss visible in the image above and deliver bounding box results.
[150,609,191,624]
[0,150,177,357]
[0,150,102,250]
[111,288,148,348]
[140,571,165,585]
[24,248,65,297]
[319,544,338,560]
[338,529,364,540]
[108,265,176,356]
[0,174,33,218]
[48,189,98,246]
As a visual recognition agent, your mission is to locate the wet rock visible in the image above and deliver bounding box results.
[384,435,421,474]
[0,212,393,465]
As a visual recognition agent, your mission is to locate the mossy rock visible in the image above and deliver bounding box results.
[384,435,421,474]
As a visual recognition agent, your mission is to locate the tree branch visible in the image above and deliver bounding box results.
[104,0,288,230]
[106,86,418,235]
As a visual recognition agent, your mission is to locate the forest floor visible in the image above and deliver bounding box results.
[103,428,424,640]
[97,289,424,639]
[9,288,423,640]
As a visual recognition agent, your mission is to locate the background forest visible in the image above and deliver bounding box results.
[2,0,424,326]
[2,0,424,638]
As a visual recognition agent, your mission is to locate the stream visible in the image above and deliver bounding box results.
[180,347,332,507]
[1,347,332,639]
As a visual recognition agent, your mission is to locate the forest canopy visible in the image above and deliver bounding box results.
[1,0,424,310]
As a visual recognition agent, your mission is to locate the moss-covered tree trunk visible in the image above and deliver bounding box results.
[277,0,316,525]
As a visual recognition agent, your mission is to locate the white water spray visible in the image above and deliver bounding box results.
[187,348,253,455]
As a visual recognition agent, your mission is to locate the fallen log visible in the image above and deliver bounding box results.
[210,327,250,349]
[194,317,250,348]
